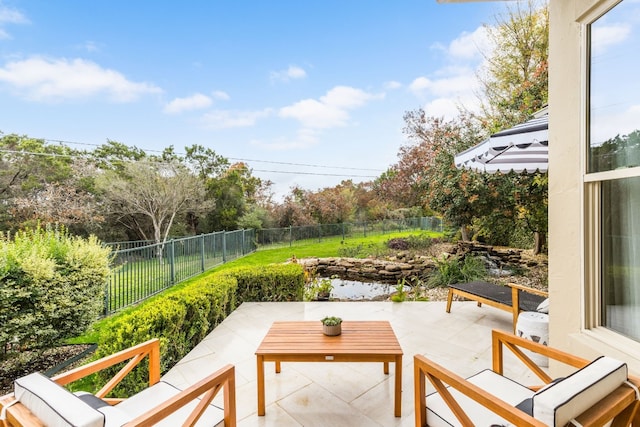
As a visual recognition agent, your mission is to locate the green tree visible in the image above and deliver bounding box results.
[477,0,549,131]
[96,160,208,245]
[0,133,79,231]
[475,0,549,252]
[205,162,272,231]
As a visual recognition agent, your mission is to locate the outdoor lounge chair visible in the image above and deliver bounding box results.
[0,339,236,427]
[446,281,548,332]
[414,329,640,427]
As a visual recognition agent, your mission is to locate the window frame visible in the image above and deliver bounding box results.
[582,0,640,347]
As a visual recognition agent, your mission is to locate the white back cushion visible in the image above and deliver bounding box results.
[14,372,104,427]
[533,356,627,426]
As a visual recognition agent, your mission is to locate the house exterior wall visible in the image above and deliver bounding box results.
[549,0,640,374]
[438,0,640,373]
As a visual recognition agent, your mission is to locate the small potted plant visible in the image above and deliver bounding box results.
[321,316,342,336]
[315,277,333,301]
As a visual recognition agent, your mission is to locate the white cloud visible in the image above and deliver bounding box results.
[0,5,28,24]
[384,80,402,90]
[250,129,319,151]
[279,85,383,129]
[200,108,272,129]
[0,57,162,102]
[79,41,100,53]
[592,23,632,55]
[212,90,230,100]
[163,93,213,114]
[270,65,307,82]
[408,26,491,118]
[410,69,478,98]
[0,4,28,39]
[591,104,640,145]
[447,26,491,60]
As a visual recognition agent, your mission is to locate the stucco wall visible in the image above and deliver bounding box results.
[549,0,640,375]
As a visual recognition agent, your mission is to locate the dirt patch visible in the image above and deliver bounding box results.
[0,344,94,395]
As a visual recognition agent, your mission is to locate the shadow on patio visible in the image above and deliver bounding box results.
[162,301,540,426]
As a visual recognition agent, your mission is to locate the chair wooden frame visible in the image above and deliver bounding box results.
[414,329,640,427]
[0,338,236,427]
[446,282,548,332]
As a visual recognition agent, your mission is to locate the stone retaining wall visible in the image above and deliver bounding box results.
[298,256,436,284]
[298,241,545,284]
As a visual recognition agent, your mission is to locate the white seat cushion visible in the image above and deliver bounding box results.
[536,298,550,314]
[533,356,627,426]
[110,380,225,427]
[14,373,104,427]
[426,369,535,427]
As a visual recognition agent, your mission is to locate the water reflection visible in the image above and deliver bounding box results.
[328,278,410,301]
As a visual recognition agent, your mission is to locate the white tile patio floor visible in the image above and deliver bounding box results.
[162,301,543,427]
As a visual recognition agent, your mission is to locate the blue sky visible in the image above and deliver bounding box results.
[0,1,508,200]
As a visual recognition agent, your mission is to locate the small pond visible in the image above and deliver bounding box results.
[328,278,410,301]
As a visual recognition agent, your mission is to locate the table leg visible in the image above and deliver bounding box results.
[383,361,389,375]
[257,355,265,416]
[275,360,281,373]
[394,355,402,417]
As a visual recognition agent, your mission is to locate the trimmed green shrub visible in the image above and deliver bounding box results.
[93,274,237,396]
[224,263,305,302]
[0,227,111,352]
[91,263,302,395]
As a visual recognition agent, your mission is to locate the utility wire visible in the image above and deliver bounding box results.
[0,148,380,179]
[42,138,384,173]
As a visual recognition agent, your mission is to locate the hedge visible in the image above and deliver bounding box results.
[0,228,111,352]
[222,263,305,302]
[93,263,304,395]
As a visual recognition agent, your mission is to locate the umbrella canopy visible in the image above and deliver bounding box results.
[455,112,548,174]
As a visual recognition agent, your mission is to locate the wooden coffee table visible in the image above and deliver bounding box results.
[255,320,403,417]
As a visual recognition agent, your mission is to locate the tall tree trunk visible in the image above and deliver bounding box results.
[533,231,546,255]
[460,225,470,241]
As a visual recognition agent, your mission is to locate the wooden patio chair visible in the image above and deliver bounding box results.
[414,329,640,427]
[446,281,549,332]
[0,339,236,427]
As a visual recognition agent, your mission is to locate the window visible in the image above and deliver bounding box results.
[588,0,640,340]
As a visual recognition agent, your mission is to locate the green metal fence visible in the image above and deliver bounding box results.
[256,216,442,248]
[106,229,256,315]
[105,217,441,315]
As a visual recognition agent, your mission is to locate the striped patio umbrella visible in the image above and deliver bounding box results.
[455,111,548,174]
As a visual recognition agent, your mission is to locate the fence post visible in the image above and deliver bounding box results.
[318,225,322,242]
[200,234,205,272]
[364,221,367,237]
[242,229,245,255]
[169,240,176,284]
[222,232,227,263]
[289,226,292,248]
[342,223,345,241]
[104,283,110,316]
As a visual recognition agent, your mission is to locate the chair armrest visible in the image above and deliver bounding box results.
[413,354,545,427]
[52,339,161,399]
[123,364,236,427]
[507,283,548,298]
[492,329,591,382]
[0,394,45,427]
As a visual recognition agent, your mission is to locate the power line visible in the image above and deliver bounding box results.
[252,169,377,178]
[0,148,380,179]
[42,137,384,173]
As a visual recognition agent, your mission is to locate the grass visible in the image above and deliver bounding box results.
[72,229,442,345]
